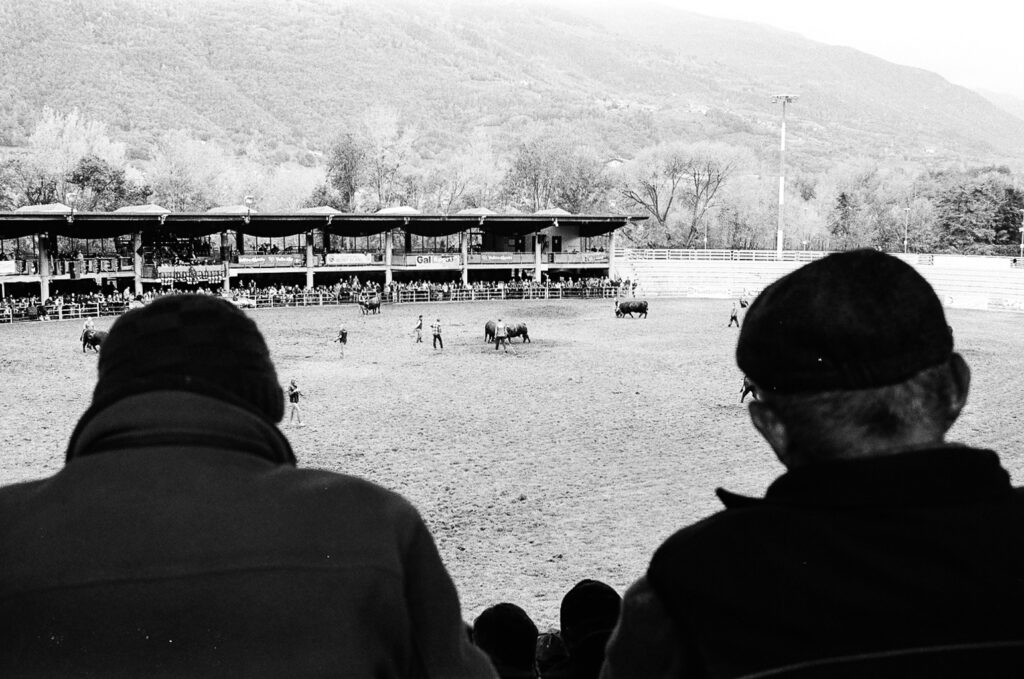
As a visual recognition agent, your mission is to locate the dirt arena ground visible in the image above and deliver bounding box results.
[1,298,1022,629]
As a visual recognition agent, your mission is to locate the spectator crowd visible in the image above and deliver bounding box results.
[0,276,635,323]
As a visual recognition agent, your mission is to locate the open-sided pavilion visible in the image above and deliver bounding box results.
[0,205,646,299]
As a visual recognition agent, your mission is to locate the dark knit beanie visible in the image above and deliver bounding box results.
[559,579,622,647]
[91,294,284,423]
[737,249,953,395]
[473,603,539,671]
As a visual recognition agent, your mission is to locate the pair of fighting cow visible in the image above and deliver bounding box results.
[357,294,381,315]
[483,320,530,343]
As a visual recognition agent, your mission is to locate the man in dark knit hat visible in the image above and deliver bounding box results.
[0,295,496,679]
[601,250,1024,678]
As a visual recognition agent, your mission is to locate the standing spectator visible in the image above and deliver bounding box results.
[601,250,1024,678]
[414,314,424,343]
[495,318,509,353]
[287,379,304,427]
[335,326,348,359]
[0,295,496,678]
[431,318,443,350]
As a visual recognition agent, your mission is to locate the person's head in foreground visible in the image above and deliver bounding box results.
[736,248,968,468]
[473,603,539,679]
[0,294,497,678]
[600,250,1024,679]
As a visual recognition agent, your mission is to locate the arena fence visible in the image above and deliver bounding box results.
[0,285,624,325]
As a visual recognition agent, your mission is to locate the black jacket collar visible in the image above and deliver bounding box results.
[716,446,1011,510]
[66,390,297,466]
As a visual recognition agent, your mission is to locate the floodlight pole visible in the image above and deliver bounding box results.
[904,207,910,254]
[772,94,798,258]
[1019,209,1024,260]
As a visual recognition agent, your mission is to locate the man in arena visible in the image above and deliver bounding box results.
[495,318,509,352]
[0,294,497,679]
[601,250,1024,678]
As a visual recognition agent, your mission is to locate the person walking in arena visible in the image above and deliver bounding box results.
[413,314,423,343]
[728,301,739,327]
[287,378,304,427]
[431,318,443,350]
[601,250,1024,678]
[494,318,509,352]
[0,294,497,678]
[335,326,348,358]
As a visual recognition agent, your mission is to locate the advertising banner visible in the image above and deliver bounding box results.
[156,264,224,285]
[325,253,373,265]
[479,253,516,263]
[406,254,461,267]
[0,261,18,276]
[236,255,302,268]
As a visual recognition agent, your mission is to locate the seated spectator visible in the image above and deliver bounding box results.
[474,603,539,679]
[0,294,496,679]
[601,250,1024,678]
[536,631,570,678]
[548,580,621,679]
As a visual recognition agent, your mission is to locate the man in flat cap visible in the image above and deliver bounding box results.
[601,250,1024,678]
[0,295,496,678]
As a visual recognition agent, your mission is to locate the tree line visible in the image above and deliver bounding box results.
[1,108,1022,256]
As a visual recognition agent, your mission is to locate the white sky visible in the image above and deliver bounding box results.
[661,0,1024,99]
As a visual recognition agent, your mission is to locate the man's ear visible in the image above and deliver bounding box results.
[945,353,971,427]
[749,400,793,468]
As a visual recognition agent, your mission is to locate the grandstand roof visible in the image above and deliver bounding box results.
[0,211,645,240]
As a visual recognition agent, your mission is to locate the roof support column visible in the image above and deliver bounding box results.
[37,233,51,301]
[220,232,232,293]
[132,231,143,296]
[305,231,315,289]
[385,229,393,285]
[460,231,468,286]
[608,229,617,280]
[534,232,543,282]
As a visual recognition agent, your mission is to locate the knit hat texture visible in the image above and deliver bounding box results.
[736,249,953,394]
[92,294,284,422]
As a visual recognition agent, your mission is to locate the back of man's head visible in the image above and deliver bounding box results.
[559,579,622,651]
[89,294,284,424]
[736,250,968,465]
[473,603,538,676]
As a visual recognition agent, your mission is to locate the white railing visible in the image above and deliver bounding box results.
[621,248,827,262]
[0,285,625,325]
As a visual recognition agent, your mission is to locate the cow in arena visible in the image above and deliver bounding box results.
[506,322,530,343]
[740,375,758,403]
[615,299,648,318]
[484,320,496,343]
[81,329,108,353]
[358,294,381,315]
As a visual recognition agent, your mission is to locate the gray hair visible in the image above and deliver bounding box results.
[758,361,958,462]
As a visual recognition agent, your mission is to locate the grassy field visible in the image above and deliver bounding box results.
[1,297,1022,628]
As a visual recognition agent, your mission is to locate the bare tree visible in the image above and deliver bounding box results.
[678,143,737,247]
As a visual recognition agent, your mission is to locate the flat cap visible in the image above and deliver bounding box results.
[736,250,953,394]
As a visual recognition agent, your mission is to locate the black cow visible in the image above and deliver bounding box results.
[506,322,530,343]
[740,376,759,403]
[358,295,381,315]
[615,299,649,318]
[81,329,108,353]
[484,320,496,343]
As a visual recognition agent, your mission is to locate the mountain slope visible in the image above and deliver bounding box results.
[1,0,1021,171]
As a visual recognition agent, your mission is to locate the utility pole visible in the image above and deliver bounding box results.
[772,94,798,258]
[904,207,910,254]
